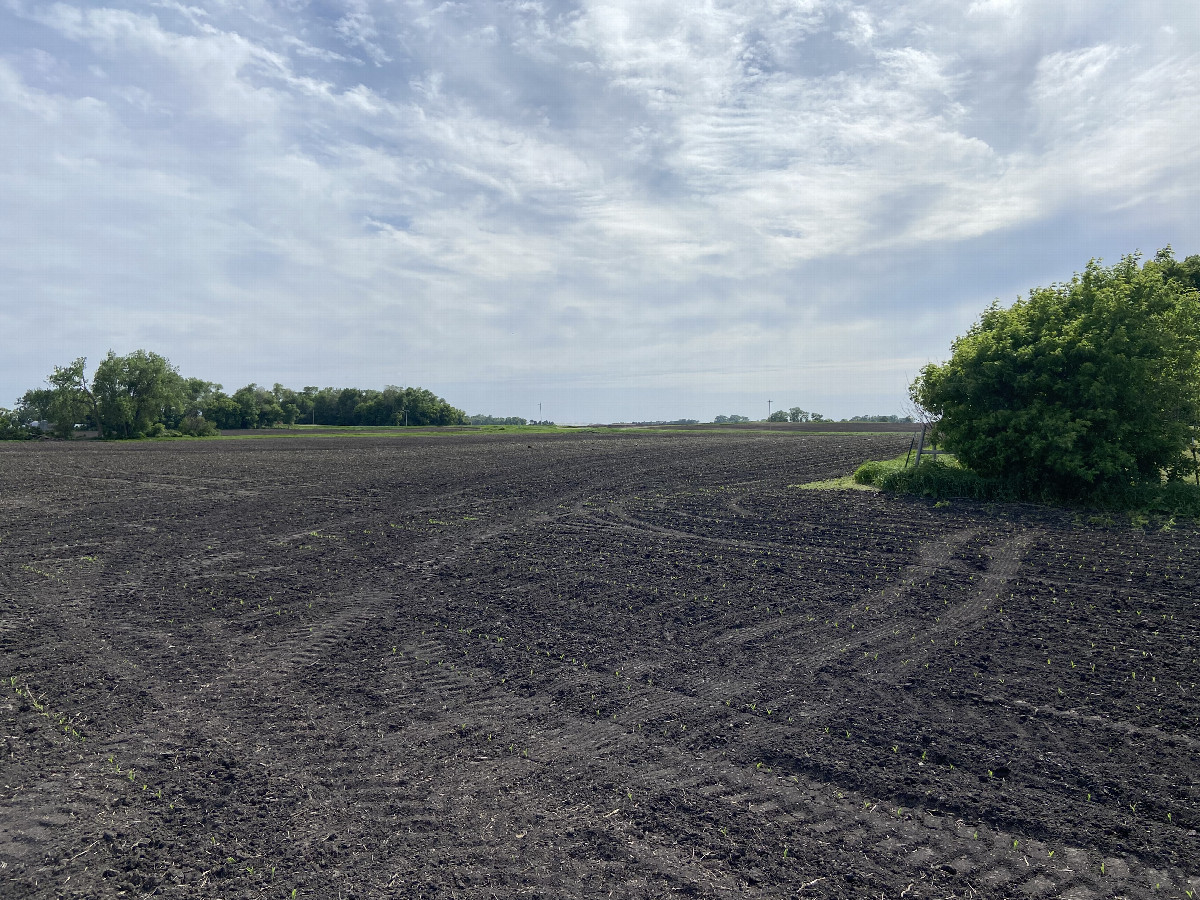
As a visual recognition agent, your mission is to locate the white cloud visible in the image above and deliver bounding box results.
[333,0,392,65]
[1,0,1198,419]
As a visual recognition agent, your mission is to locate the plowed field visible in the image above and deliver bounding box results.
[1,431,1196,899]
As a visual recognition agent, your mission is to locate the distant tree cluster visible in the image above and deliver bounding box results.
[9,351,466,439]
[213,384,465,429]
[716,410,828,423]
[845,415,914,423]
[0,408,37,440]
[467,414,528,425]
[627,419,700,426]
[763,408,828,423]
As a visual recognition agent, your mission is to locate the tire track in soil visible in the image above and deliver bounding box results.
[160,623,450,892]
[574,492,1024,685]
[351,615,823,896]
[490,491,1188,898]
[555,689,1109,899]
[996,696,1200,751]
[575,499,788,553]
[247,590,395,681]
[5,554,461,897]
[814,527,1039,676]
[696,525,988,666]
[409,618,1125,900]
[183,586,562,898]
[2,596,225,893]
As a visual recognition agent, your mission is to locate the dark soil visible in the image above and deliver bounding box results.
[1,431,1196,899]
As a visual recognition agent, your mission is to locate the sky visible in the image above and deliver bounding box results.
[2,0,1198,424]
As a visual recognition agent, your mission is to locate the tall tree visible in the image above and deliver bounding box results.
[93,351,185,438]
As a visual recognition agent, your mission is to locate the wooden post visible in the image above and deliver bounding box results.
[914,423,927,468]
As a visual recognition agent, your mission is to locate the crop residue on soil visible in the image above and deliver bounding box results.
[1,431,1196,899]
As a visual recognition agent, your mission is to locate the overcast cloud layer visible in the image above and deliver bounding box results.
[2,0,1198,422]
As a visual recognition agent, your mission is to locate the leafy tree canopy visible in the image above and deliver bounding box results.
[912,249,1200,497]
[14,351,467,439]
[93,350,184,439]
[786,408,827,422]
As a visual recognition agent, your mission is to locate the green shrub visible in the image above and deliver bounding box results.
[1078,478,1200,517]
[877,459,1019,501]
[912,251,1200,499]
[0,409,36,441]
[852,458,908,486]
[179,415,219,437]
[876,457,1200,516]
[1156,480,1200,516]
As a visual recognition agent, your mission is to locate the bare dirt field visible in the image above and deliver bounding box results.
[1,431,1196,899]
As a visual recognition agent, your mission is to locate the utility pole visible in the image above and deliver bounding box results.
[767,399,772,420]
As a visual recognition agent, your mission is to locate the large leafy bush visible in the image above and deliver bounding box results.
[912,251,1199,499]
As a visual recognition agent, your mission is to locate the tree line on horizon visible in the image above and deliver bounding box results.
[0,357,922,439]
[1,351,467,439]
[715,412,912,424]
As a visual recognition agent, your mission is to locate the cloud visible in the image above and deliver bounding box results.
[333,0,391,65]
[1,0,1198,420]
